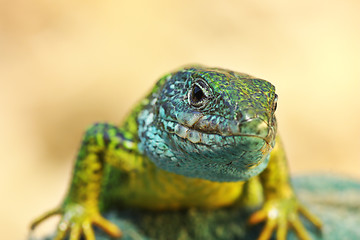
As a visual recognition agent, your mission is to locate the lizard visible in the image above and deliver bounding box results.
[31,65,322,240]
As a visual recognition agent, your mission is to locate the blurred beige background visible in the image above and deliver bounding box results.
[1,0,359,239]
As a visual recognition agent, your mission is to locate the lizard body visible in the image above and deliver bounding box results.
[31,65,321,240]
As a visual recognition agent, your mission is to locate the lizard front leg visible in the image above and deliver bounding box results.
[31,123,137,240]
[249,135,322,240]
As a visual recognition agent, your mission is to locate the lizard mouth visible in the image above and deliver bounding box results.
[170,121,271,147]
[160,112,275,149]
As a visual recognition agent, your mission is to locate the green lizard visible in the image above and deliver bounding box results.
[31,65,321,240]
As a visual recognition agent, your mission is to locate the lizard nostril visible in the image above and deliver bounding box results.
[236,112,243,121]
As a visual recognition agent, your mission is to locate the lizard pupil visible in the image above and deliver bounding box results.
[188,78,212,109]
[192,85,204,103]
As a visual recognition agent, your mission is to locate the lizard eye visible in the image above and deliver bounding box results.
[273,94,278,112]
[188,78,212,109]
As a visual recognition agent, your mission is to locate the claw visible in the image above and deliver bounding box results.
[248,209,267,225]
[93,215,123,237]
[299,204,322,229]
[290,215,311,240]
[30,208,61,230]
[31,204,122,240]
[276,217,287,240]
[54,219,69,240]
[83,222,96,240]
[69,224,81,240]
[258,219,276,240]
[248,198,321,240]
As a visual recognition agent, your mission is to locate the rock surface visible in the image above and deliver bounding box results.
[31,175,360,240]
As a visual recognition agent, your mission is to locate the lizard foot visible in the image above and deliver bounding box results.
[248,197,322,240]
[30,204,122,240]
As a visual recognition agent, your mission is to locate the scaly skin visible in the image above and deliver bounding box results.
[31,65,321,240]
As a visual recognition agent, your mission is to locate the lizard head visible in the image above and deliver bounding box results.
[138,65,278,182]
